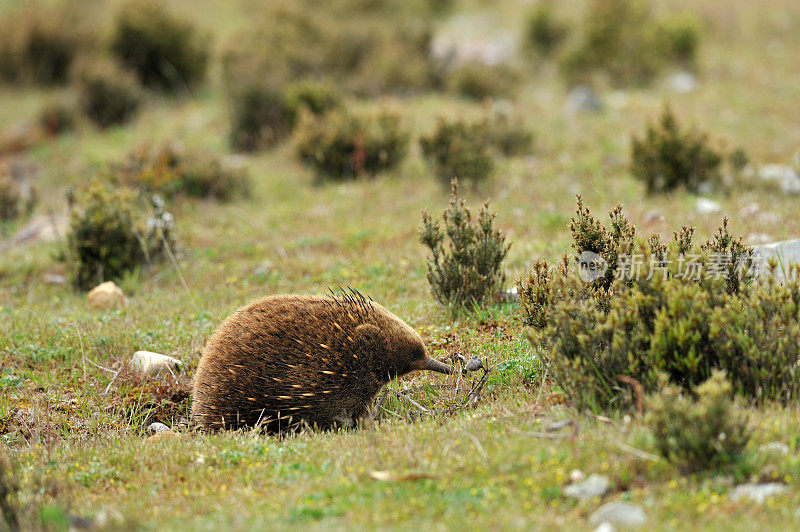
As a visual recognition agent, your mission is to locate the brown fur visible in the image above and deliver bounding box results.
[191,291,451,432]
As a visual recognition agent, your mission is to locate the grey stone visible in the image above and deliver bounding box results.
[667,71,697,93]
[594,522,616,532]
[564,474,610,500]
[589,502,647,529]
[565,85,603,114]
[694,197,720,214]
[131,351,182,376]
[570,469,586,483]
[730,483,789,504]
[147,422,171,434]
[759,164,800,194]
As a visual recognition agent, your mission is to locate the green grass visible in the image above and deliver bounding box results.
[2,0,800,529]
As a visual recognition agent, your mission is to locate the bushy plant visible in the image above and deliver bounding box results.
[525,2,569,56]
[61,181,176,290]
[631,106,723,193]
[0,2,89,85]
[559,0,702,86]
[113,144,251,201]
[420,179,510,312]
[647,371,750,472]
[284,81,343,126]
[295,109,409,181]
[445,62,517,100]
[72,56,142,128]
[0,171,21,221]
[421,119,495,187]
[486,110,534,157]
[109,0,209,92]
[227,81,292,152]
[521,198,800,411]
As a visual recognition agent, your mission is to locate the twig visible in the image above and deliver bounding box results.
[615,441,660,462]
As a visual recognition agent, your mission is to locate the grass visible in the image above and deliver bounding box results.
[2,0,800,529]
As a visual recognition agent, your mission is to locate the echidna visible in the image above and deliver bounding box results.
[191,290,452,432]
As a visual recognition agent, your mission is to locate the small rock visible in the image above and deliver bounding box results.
[667,70,697,93]
[589,502,647,529]
[131,351,182,376]
[564,474,610,501]
[146,431,181,443]
[147,422,172,435]
[595,522,616,532]
[43,273,66,285]
[570,469,586,483]
[759,164,800,195]
[730,483,789,504]
[758,442,790,456]
[87,281,128,310]
[565,85,604,114]
[695,198,721,214]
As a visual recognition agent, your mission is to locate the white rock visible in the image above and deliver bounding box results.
[564,474,610,500]
[694,198,721,214]
[565,85,603,114]
[759,164,800,194]
[595,522,616,532]
[147,422,172,434]
[589,502,647,529]
[753,239,800,278]
[667,71,697,93]
[87,281,128,310]
[730,483,789,504]
[131,351,181,376]
[758,442,790,456]
[570,469,586,483]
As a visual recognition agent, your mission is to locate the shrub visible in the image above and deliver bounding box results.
[631,106,722,193]
[0,2,88,85]
[0,163,36,222]
[420,179,510,312]
[647,371,750,472]
[559,0,702,86]
[109,0,209,92]
[445,62,517,100]
[114,144,251,201]
[421,119,495,187]
[72,56,142,128]
[228,81,292,152]
[295,109,409,181]
[61,181,176,291]
[525,2,569,56]
[38,99,77,136]
[521,198,800,411]
[284,81,343,126]
[486,110,534,157]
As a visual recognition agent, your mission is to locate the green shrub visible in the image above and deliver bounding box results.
[631,106,723,193]
[420,179,510,313]
[61,181,176,291]
[109,0,209,92]
[521,198,800,411]
[72,56,142,129]
[647,371,750,472]
[295,109,409,181]
[445,62,517,100]
[486,110,534,157]
[114,144,251,201]
[559,0,702,86]
[284,81,343,126]
[227,81,292,152]
[0,2,89,85]
[525,2,569,56]
[421,119,495,187]
[38,98,77,136]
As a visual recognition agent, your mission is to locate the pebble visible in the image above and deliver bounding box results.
[667,70,697,93]
[131,351,182,376]
[564,474,610,500]
[730,483,789,504]
[759,164,800,195]
[147,422,172,434]
[589,501,647,529]
[87,281,128,310]
[694,197,721,214]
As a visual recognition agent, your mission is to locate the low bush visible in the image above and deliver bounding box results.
[61,181,176,291]
[647,371,750,472]
[521,198,800,411]
[114,144,251,201]
[295,109,409,181]
[524,2,569,56]
[445,62,517,100]
[228,81,290,151]
[72,56,142,128]
[38,98,77,136]
[284,81,343,126]
[486,110,534,157]
[420,179,510,312]
[559,0,702,86]
[0,2,89,85]
[109,0,209,92]
[421,119,495,187]
[631,106,723,193]
[0,163,36,222]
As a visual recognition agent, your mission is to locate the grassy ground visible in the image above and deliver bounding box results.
[2,0,800,529]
